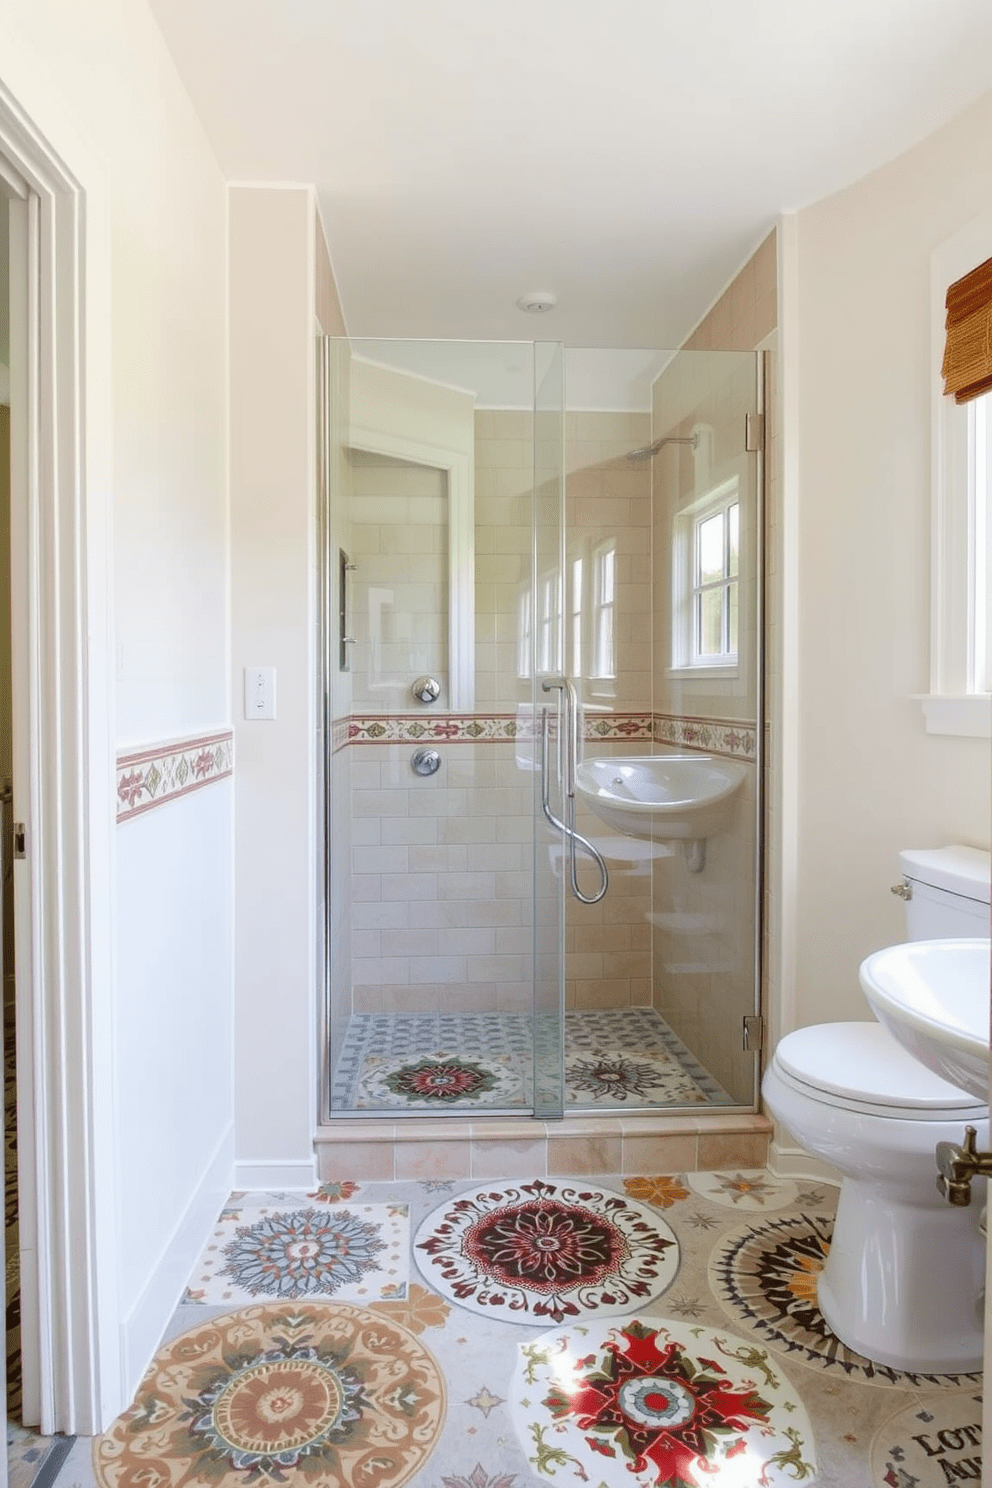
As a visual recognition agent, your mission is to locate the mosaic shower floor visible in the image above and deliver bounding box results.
[331,1006,736,1111]
[46,1167,985,1488]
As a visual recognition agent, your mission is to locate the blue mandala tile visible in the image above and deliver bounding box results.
[184,1202,409,1305]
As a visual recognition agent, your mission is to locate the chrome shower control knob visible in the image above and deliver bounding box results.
[411,675,441,704]
[411,748,441,776]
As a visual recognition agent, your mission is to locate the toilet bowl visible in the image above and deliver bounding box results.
[762,844,991,1375]
[763,1021,987,1373]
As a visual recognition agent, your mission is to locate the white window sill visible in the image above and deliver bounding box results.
[915,694,992,738]
[666,665,740,682]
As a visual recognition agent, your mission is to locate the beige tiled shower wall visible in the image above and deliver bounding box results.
[563,412,654,1006]
[684,231,776,354]
[473,410,535,711]
[348,452,449,711]
[348,741,533,1015]
[643,230,777,1101]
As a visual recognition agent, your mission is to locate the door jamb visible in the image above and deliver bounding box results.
[0,75,120,1434]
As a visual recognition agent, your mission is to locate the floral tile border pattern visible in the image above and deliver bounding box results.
[337,711,757,758]
[117,731,233,823]
[653,712,757,757]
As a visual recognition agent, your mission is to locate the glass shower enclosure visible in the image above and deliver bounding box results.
[318,338,764,1121]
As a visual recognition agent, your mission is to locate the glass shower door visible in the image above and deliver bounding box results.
[320,337,568,1119]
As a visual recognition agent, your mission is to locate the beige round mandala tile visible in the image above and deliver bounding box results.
[870,1392,983,1486]
[93,1303,445,1488]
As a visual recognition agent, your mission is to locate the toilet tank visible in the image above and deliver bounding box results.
[897,846,991,939]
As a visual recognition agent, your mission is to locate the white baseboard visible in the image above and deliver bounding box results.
[767,1136,841,1186]
[234,1157,318,1190]
[120,1123,234,1398]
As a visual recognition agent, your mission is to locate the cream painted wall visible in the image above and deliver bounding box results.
[229,185,321,1185]
[1,0,233,1414]
[790,89,992,1032]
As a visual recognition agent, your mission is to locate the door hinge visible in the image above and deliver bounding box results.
[13,822,26,858]
[745,412,765,452]
[743,1014,764,1052]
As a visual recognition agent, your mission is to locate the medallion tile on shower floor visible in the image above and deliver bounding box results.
[331,1006,733,1110]
[55,1168,981,1488]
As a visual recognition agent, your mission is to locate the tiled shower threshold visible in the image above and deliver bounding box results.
[314,1109,772,1182]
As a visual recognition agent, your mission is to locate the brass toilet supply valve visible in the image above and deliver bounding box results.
[935,1126,992,1206]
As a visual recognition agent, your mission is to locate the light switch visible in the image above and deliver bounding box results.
[244,666,276,720]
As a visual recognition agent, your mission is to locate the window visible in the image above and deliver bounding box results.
[923,214,992,737]
[671,478,740,675]
[591,541,616,680]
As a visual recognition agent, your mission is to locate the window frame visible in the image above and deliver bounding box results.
[922,211,992,738]
[669,475,741,679]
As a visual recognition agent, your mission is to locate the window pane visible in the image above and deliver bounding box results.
[698,512,725,585]
[594,607,615,678]
[729,580,739,654]
[728,503,739,577]
[598,546,615,604]
[698,587,725,656]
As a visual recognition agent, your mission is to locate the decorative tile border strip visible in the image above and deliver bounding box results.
[346,713,534,746]
[117,731,234,824]
[585,711,654,742]
[654,712,757,758]
[331,716,351,754]
[338,710,757,759]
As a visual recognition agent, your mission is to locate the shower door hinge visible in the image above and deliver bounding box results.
[743,1014,764,1052]
[745,413,765,452]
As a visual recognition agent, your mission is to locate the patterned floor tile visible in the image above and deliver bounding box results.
[510,1314,816,1486]
[687,1168,801,1210]
[356,1052,527,1109]
[565,1048,709,1105]
[332,1007,733,1111]
[184,1199,409,1303]
[709,1212,982,1391]
[414,1178,679,1325]
[92,1304,446,1488]
[870,1391,984,1486]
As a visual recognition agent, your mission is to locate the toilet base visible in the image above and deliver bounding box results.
[817,1178,985,1375]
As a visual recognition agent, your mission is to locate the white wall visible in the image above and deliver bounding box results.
[1,0,233,1415]
[229,185,318,1186]
[788,89,992,1032]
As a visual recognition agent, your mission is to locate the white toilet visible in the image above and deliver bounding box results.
[763,845,991,1375]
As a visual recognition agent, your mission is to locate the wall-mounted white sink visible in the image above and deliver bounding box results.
[859,938,991,1100]
[574,753,747,842]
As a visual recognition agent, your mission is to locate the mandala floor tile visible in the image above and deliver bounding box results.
[709,1212,982,1390]
[565,1049,708,1106]
[510,1314,816,1487]
[185,1201,409,1303]
[93,1303,445,1488]
[870,1391,984,1486]
[686,1169,800,1211]
[415,1178,679,1326]
[356,1052,526,1109]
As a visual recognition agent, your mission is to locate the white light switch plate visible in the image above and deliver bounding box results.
[244,666,276,720]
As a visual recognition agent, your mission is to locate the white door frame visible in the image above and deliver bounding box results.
[1,75,120,1434]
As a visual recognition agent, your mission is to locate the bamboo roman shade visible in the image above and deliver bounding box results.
[942,255,992,404]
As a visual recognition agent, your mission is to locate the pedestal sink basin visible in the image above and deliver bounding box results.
[574,753,747,841]
[859,938,991,1100]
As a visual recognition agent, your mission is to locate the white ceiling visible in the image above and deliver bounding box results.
[148,0,992,349]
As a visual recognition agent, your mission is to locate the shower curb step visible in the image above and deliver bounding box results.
[313,1111,771,1182]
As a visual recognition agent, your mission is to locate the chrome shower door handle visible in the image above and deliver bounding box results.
[540,677,608,906]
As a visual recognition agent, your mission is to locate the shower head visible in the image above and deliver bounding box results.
[626,433,698,463]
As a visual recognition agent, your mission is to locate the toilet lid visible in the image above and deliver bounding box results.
[775,1022,985,1115]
